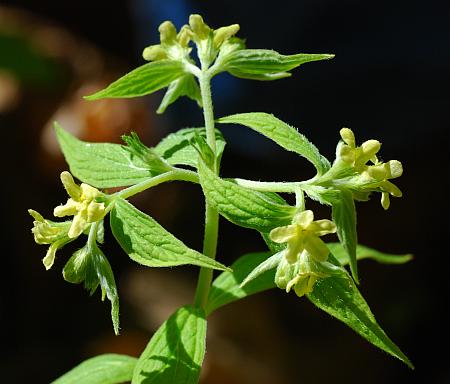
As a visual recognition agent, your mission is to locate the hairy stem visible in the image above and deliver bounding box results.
[194,71,220,309]
[111,169,199,201]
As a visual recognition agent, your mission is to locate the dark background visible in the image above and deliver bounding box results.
[1,0,448,383]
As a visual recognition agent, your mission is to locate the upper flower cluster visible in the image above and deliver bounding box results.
[333,128,403,209]
[142,15,240,67]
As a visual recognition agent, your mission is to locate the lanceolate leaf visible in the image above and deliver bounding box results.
[154,127,226,168]
[56,124,154,188]
[110,198,229,271]
[307,256,413,368]
[206,252,277,315]
[157,75,202,114]
[332,189,358,282]
[85,60,185,100]
[52,354,137,384]
[222,49,334,76]
[198,160,296,232]
[217,113,330,175]
[327,242,413,266]
[132,305,206,384]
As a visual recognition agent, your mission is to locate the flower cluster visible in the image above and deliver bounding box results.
[142,15,240,66]
[327,128,403,209]
[29,172,106,269]
[270,210,341,297]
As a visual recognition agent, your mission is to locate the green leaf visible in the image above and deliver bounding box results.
[307,255,413,368]
[110,198,229,271]
[132,305,206,384]
[206,252,276,314]
[217,113,330,175]
[157,75,202,114]
[63,242,120,335]
[154,127,226,169]
[327,242,413,266]
[52,354,137,384]
[226,70,291,81]
[55,124,155,188]
[198,160,296,232]
[121,132,172,174]
[85,60,185,100]
[222,49,334,76]
[332,189,358,282]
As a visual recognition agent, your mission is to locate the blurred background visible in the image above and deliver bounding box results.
[1,0,448,383]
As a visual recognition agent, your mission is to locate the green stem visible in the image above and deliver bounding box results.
[112,169,199,201]
[233,178,301,193]
[194,71,220,309]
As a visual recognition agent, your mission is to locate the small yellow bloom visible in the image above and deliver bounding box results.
[53,172,105,239]
[270,210,336,263]
[29,209,72,270]
[275,249,342,297]
[337,128,403,209]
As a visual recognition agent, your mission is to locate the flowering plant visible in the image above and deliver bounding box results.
[29,14,413,383]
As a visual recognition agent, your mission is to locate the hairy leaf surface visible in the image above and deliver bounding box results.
[132,306,206,384]
[307,256,413,368]
[332,189,358,282]
[154,127,226,168]
[85,60,185,100]
[157,75,202,114]
[222,49,334,76]
[198,160,296,232]
[110,198,229,271]
[56,124,154,188]
[218,113,330,175]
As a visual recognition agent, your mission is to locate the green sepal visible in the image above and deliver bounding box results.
[217,112,330,175]
[332,189,358,282]
[63,242,120,335]
[190,133,215,168]
[157,74,202,114]
[85,60,185,100]
[222,49,334,77]
[132,305,206,384]
[307,254,413,369]
[55,123,155,188]
[52,354,137,384]
[122,132,173,174]
[327,242,413,266]
[206,252,276,315]
[198,159,296,232]
[154,127,226,169]
[240,251,283,288]
[110,198,230,271]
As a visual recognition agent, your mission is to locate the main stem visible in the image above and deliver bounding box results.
[194,71,220,309]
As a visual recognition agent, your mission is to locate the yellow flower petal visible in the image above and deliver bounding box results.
[68,213,87,238]
[269,224,297,243]
[54,199,79,217]
[381,192,390,210]
[307,219,336,236]
[60,171,81,200]
[42,244,57,270]
[304,236,330,262]
[340,128,355,148]
[87,202,106,222]
[294,210,314,228]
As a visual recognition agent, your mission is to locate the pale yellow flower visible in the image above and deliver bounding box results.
[29,209,72,270]
[337,128,403,209]
[270,210,336,263]
[53,172,105,238]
